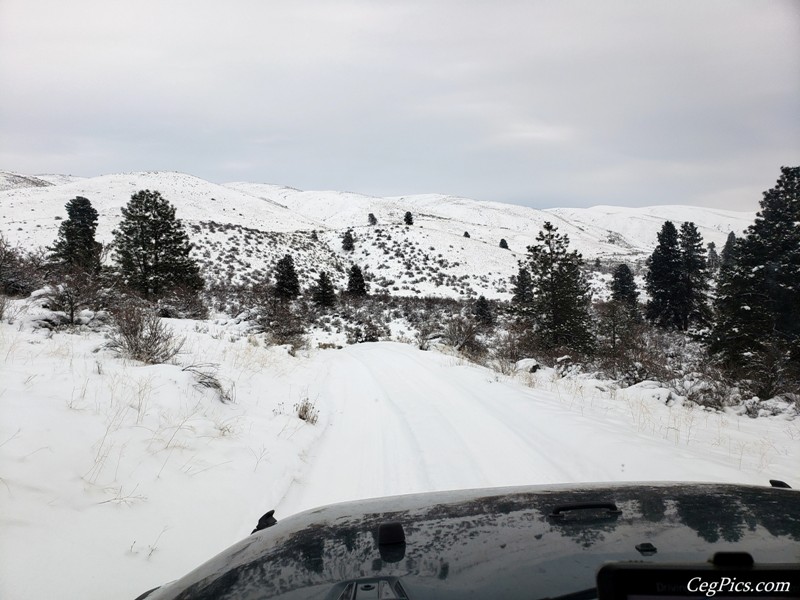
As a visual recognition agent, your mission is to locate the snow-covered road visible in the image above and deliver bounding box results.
[276,343,786,518]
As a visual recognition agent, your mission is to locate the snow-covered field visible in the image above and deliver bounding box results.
[1,302,797,600]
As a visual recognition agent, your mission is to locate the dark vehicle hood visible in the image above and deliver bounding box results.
[147,482,800,599]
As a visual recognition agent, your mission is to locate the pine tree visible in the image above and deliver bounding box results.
[311,271,336,307]
[706,242,720,272]
[49,196,101,272]
[526,222,594,353]
[404,211,413,226]
[511,266,533,305]
[645,221,682,328]
[463,231,470,238]
[347,264,367,296]
[600,264,641,353]
[710,237,753,362]
[610,264,638,307]
[112,190,203,299]
[676,221,711,330]
[341,229,355,252]
[473,295,493,326]
[720,232,737,270]
[273,254,300,300]
[710,166,800,381]
[499,238,509,249]
[368,213,377,226]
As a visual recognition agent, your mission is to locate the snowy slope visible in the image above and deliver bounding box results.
[226,182,754,260]
[545,205,752,257]
[34,173,87,186]
[0,171,53,192]
[1,312,796,600]
[0,171,319,250]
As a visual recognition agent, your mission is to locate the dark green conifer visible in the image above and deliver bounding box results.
[341,230,355,252]
[273,254,300,300]
[720,231,737,270]
[526,222,594,353]
[677,221,711,330]
[473,295,493,326]
[710,166,800,382]
[511,266,533,306]
[610,263,638,307]
[311,271,336,307]
[645,221,681,328]
[347,264,367,296]
[112,190,203,299]
[49,196,101,272]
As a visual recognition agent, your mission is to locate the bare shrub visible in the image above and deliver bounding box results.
[294,397,319,425]
[492,329,525,374]
[41,269,106,325]
[107,304,184,364]
[182,362,234,403]
[415,319,438,350]
[157,284,209,319]
[0,294,6,321]
[443,316,473,350]
[0,235,48,296]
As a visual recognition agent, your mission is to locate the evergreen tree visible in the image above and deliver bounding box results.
[511,266,533,305]
[710,237,753,363]
[368,213,377,226]
[273,254,300,300]
[610,263,638,307]
[645,221,682,328]
[706,242,720,271]
[404,211,413,226]
[473,295,493,326]
[347,264,367,296]
[710,166,800,380]
[720,231,737,270]
[526,222,594,353]
[677,221,711,330]
[49,196,101,272]
[499,238,509,249]
[601,264,641,353]
[341,229,355,252]
[112,190,202,299]
[311,271,336,307]
[463,231,470,238]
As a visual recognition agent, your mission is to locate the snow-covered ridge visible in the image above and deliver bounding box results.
[1,170,756,299]
[0,170,53,191]
[0,171,320,246]
[1,169,755,255]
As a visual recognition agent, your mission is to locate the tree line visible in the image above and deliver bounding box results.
[507,166,798,397]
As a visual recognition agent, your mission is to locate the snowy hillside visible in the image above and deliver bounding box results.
[1,170,755,299]
[0,171,319,247]
[1,301,796,600]
[0,170,53,192]
[227,183,755,261]
[545,205,752,258]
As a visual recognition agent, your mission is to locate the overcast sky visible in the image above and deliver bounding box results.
[1,1,798,210]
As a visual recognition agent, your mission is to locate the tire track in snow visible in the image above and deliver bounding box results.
[275,343,607,517]
[276,346,437,516]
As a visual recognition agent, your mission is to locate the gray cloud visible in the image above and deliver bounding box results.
[1,0,797,210]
